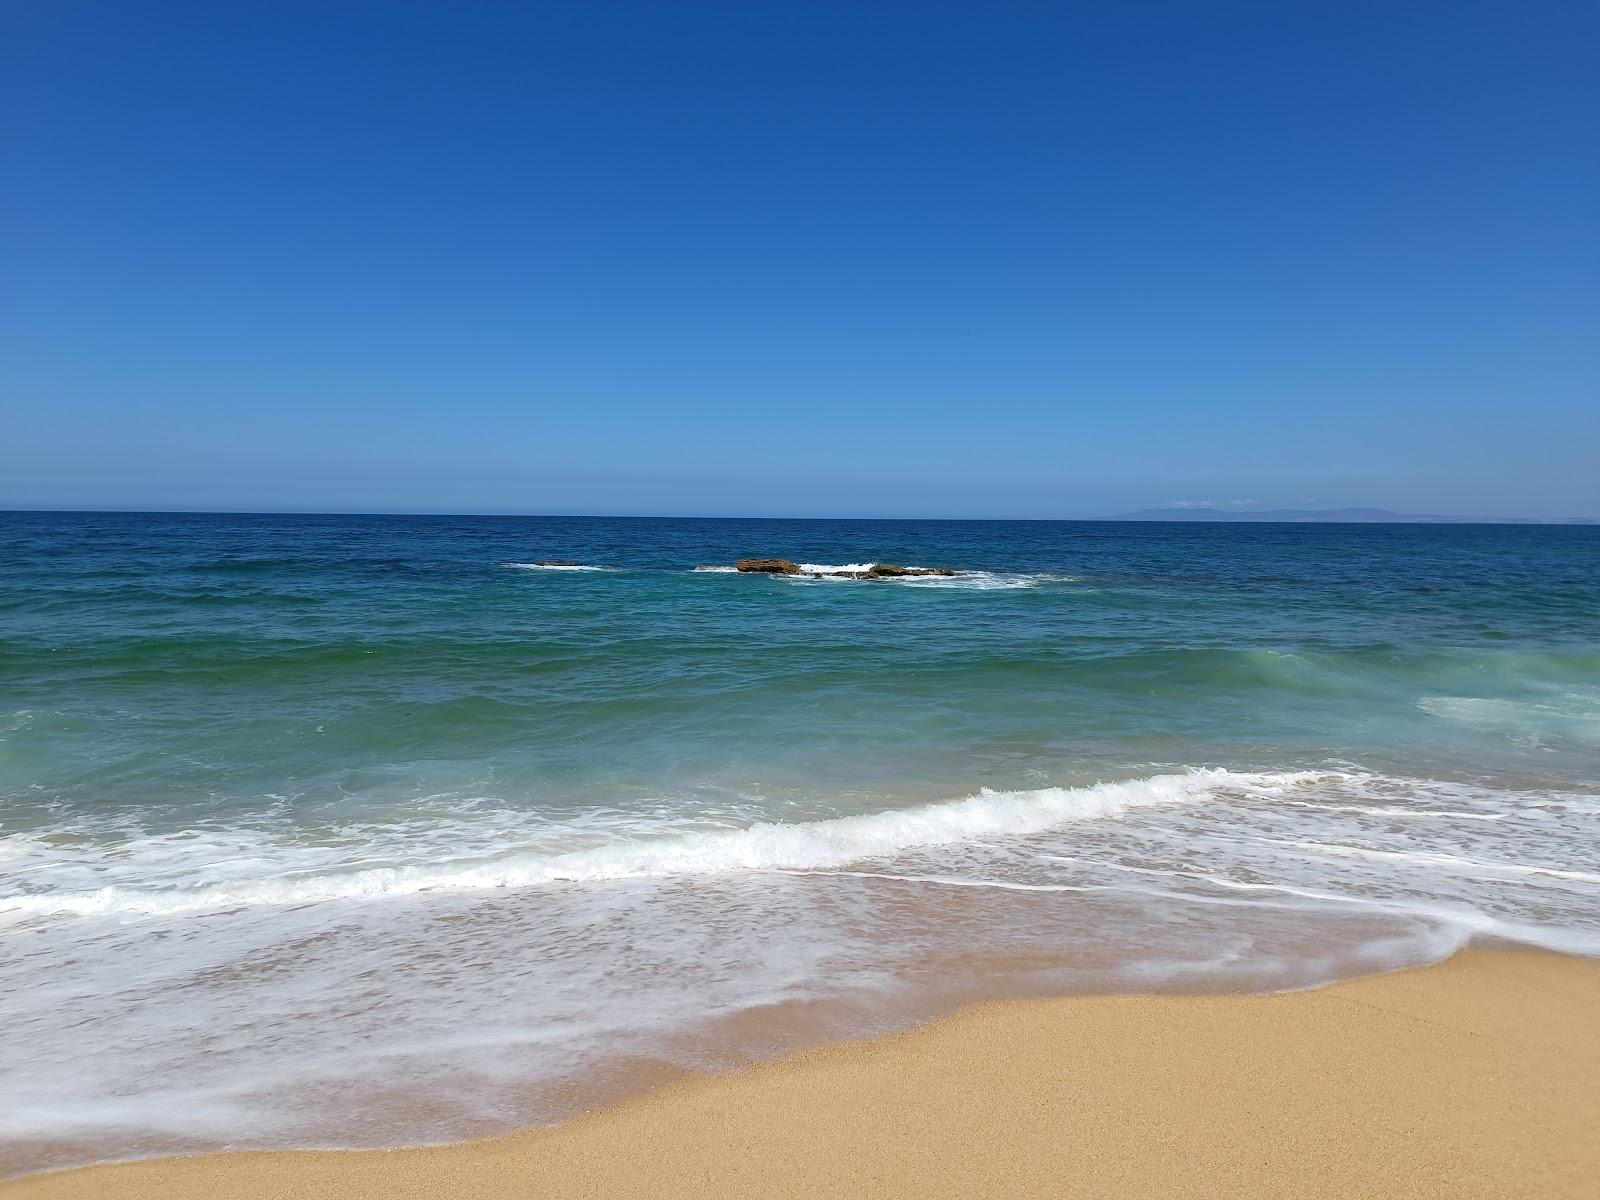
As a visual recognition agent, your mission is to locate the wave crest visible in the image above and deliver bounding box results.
[1,769,1318,918]
[504,563,614,571]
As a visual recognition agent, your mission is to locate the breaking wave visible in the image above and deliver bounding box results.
[3,769,1312,918]
[504,563,615,571]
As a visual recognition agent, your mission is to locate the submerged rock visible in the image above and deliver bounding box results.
[736,558,802,574]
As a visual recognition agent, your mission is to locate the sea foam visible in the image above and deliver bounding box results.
[504,562,614,571]
[6,765,1600,1172]
[1,769,1306,918]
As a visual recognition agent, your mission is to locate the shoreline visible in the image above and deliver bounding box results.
[7,947,1597,1199]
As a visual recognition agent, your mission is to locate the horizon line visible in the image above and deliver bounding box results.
[3,506,1596,526]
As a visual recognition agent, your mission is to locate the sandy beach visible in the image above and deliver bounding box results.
[7,947,1596,1199]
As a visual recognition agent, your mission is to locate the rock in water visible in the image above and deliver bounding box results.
[864,564,957,578]
[535,560,579,567]
[730,559,959,578]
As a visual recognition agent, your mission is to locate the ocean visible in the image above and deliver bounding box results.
[3,511,1598,1173]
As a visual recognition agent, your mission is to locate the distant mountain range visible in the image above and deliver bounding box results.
[1110,507,1597,525]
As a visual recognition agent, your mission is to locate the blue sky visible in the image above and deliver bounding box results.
[4,1,1596,518]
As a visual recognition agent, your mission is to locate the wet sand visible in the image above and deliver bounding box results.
[6,948,1597,1199]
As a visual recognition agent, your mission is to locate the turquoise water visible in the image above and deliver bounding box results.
[3,512,1599,1171]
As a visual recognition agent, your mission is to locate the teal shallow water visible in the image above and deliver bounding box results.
[2,513,1598,1172]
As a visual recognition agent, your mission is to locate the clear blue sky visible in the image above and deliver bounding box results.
[4,1,1596,518]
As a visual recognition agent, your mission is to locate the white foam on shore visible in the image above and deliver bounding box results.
[7,766,1600,1170]
[10,770,1597,926]
[1,769,1308,918]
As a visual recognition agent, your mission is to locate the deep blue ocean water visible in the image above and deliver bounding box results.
[3,512,1598,1171]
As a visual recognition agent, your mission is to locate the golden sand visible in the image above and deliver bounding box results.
[8,948,1597,1199]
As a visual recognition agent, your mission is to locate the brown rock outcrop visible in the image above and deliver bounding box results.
[863,564,957,578]
[730,559,960,578]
